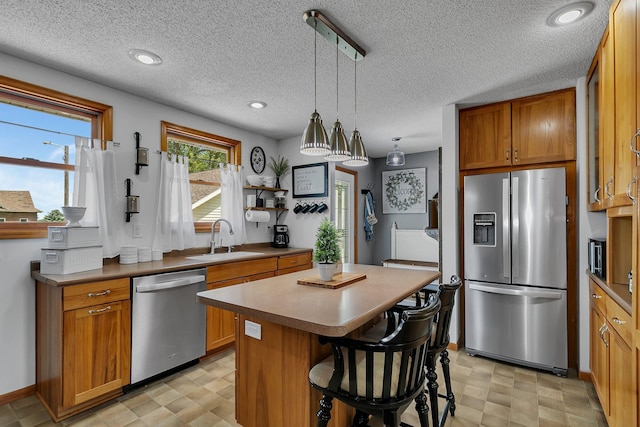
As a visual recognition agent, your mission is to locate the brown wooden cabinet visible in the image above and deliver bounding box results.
[589,278,635,427]
[36,278,131,422]
[459,102,511,170]
[459,89,576,170]
[205,251,312,354]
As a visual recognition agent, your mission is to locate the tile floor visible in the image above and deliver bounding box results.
[0,348,606,427]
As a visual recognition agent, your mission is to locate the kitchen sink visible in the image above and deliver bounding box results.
[185,251,264,262]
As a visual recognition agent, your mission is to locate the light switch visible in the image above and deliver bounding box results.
[244,320,262,340]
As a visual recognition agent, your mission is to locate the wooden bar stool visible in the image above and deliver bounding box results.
[308,296,441,427]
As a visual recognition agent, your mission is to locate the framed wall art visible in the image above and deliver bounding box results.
[292,162,328,198]
[382,168,426,214]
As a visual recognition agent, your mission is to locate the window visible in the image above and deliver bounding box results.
[0,76,113,239]
[160,121,241,233]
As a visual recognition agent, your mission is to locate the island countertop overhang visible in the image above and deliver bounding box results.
[197,264,441,337]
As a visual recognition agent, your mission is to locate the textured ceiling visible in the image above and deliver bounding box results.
[0,0,611,158]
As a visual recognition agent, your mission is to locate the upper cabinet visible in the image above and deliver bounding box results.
[459,103,511,170]
[459,89,576,171]
[587,41,602,210]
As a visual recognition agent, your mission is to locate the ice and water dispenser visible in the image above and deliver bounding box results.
[472,213,496,246]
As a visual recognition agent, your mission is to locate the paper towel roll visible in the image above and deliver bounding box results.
[245,209,270,222]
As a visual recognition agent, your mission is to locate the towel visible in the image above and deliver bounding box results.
[364,192,377,241]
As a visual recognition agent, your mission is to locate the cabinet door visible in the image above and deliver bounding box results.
[601,27,615,209]
[206,271,275,353]
[459,103,511,170]
[62,300,131,408]
[511,89,576,166]
[610,0,637,206]
[610,329,634,426]
[587,51,603,210]
[590,305,609,414]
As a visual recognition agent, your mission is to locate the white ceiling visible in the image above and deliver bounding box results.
[0,0,611,158]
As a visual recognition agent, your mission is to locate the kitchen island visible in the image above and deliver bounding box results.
[196,264,441,427]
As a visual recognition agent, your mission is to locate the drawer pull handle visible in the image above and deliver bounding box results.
[612,317,626,325]
[88,305,111,314]
[88,290,111,297]
[591,293,602,299]
[600,324,609,347]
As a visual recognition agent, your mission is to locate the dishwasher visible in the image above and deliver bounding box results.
[130,268,207,386]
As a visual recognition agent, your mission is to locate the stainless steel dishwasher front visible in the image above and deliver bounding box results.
[130,268,207,385]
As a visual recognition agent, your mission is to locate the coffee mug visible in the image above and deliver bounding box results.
[293,203,303,214]
[301,203,311,213]
[316,202,328,213]
[307,203,319,213]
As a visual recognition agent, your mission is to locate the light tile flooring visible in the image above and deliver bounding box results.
[0,349,606,427]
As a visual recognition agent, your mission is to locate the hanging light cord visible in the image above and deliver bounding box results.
[313,19,318,112]
[353,53,358,129]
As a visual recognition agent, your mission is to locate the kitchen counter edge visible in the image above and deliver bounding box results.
[588,271,632,314]
[31,247,312,286]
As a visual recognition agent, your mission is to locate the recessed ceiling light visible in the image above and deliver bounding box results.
[248,101,267,109]
[128,49,162,65]
[547,2,594,27]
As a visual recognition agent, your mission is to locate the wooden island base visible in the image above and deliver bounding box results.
[235,314,355,427]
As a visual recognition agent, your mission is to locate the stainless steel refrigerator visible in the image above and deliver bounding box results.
[464,167,567,376]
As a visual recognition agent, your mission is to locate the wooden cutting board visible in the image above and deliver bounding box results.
[297,273,367,289]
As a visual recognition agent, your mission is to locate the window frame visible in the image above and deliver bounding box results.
[0,76,113,239]
[160,121,241,233]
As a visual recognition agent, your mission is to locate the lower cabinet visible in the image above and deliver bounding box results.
[589,278,635,427]
[36,278,131,422]
[205,251,313,354]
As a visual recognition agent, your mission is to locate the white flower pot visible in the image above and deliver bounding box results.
[317,263,335,281]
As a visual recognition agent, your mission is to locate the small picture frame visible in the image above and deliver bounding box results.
[292,162,328,198]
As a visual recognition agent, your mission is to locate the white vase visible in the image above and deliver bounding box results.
[317,263,335,281]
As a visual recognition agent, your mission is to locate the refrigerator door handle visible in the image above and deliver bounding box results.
[512,176,519,278]
[469,283,563,299]
[502,177,510,279]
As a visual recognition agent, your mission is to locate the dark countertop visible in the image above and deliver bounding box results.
[589,272,632,314]
[32,245,312,286]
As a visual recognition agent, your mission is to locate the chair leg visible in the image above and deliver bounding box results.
[414,390,430,427]
[440,349,456,416]
[316,395,333,427]
[352,409,370,427]
[426,354,439,427]
[382,410,400,427]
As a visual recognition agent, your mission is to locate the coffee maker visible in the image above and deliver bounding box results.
[272,224,289,248]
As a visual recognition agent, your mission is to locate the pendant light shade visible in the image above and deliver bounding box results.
[386,138,405,166]
[343,53,368,166]
[300,17,330,156]
[344,129,368,166]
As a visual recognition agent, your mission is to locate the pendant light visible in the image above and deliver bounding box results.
[343,53,368,166]
[386,137,406,166]
[325,39,351,161]
[300,18,330,156]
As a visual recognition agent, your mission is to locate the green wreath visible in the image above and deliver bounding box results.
[385,171,424,211]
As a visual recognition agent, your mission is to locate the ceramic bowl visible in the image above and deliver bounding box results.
[274,191,285,198]
[61,206,86,227]
[246,175,263,186]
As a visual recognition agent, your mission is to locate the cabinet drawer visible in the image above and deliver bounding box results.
[277,263,312,275]
[207,257,277,282]
[606,297,632,345]
[277,252,312,270]
[63,278,130,311]
[589,280,607,315]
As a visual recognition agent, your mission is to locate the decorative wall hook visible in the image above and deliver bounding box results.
[134,132,149,175]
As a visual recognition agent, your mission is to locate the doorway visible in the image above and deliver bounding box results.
[335,167,357,264]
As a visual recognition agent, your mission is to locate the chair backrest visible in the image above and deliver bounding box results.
[429,275,462,352]
[331,296,441,402]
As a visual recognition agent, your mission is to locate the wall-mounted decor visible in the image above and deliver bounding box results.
[292,162,328,198]
[382,168,426,214]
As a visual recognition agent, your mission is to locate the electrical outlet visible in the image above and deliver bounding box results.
[244,320,262,340]
[133,223,142,238]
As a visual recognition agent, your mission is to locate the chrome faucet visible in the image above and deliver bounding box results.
[211,219,234,253]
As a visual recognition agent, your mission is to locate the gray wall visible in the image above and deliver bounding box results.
[371,151,440,265]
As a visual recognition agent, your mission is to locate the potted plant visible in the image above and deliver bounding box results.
[313,218,341,281]
[268,155,290,189]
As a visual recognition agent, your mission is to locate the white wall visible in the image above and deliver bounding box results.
[0,52,282,395]
[575,77,608,372]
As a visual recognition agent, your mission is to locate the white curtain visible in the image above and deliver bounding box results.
[152,152,196,252]
[220,165,246,245]
[72,137,123,258]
